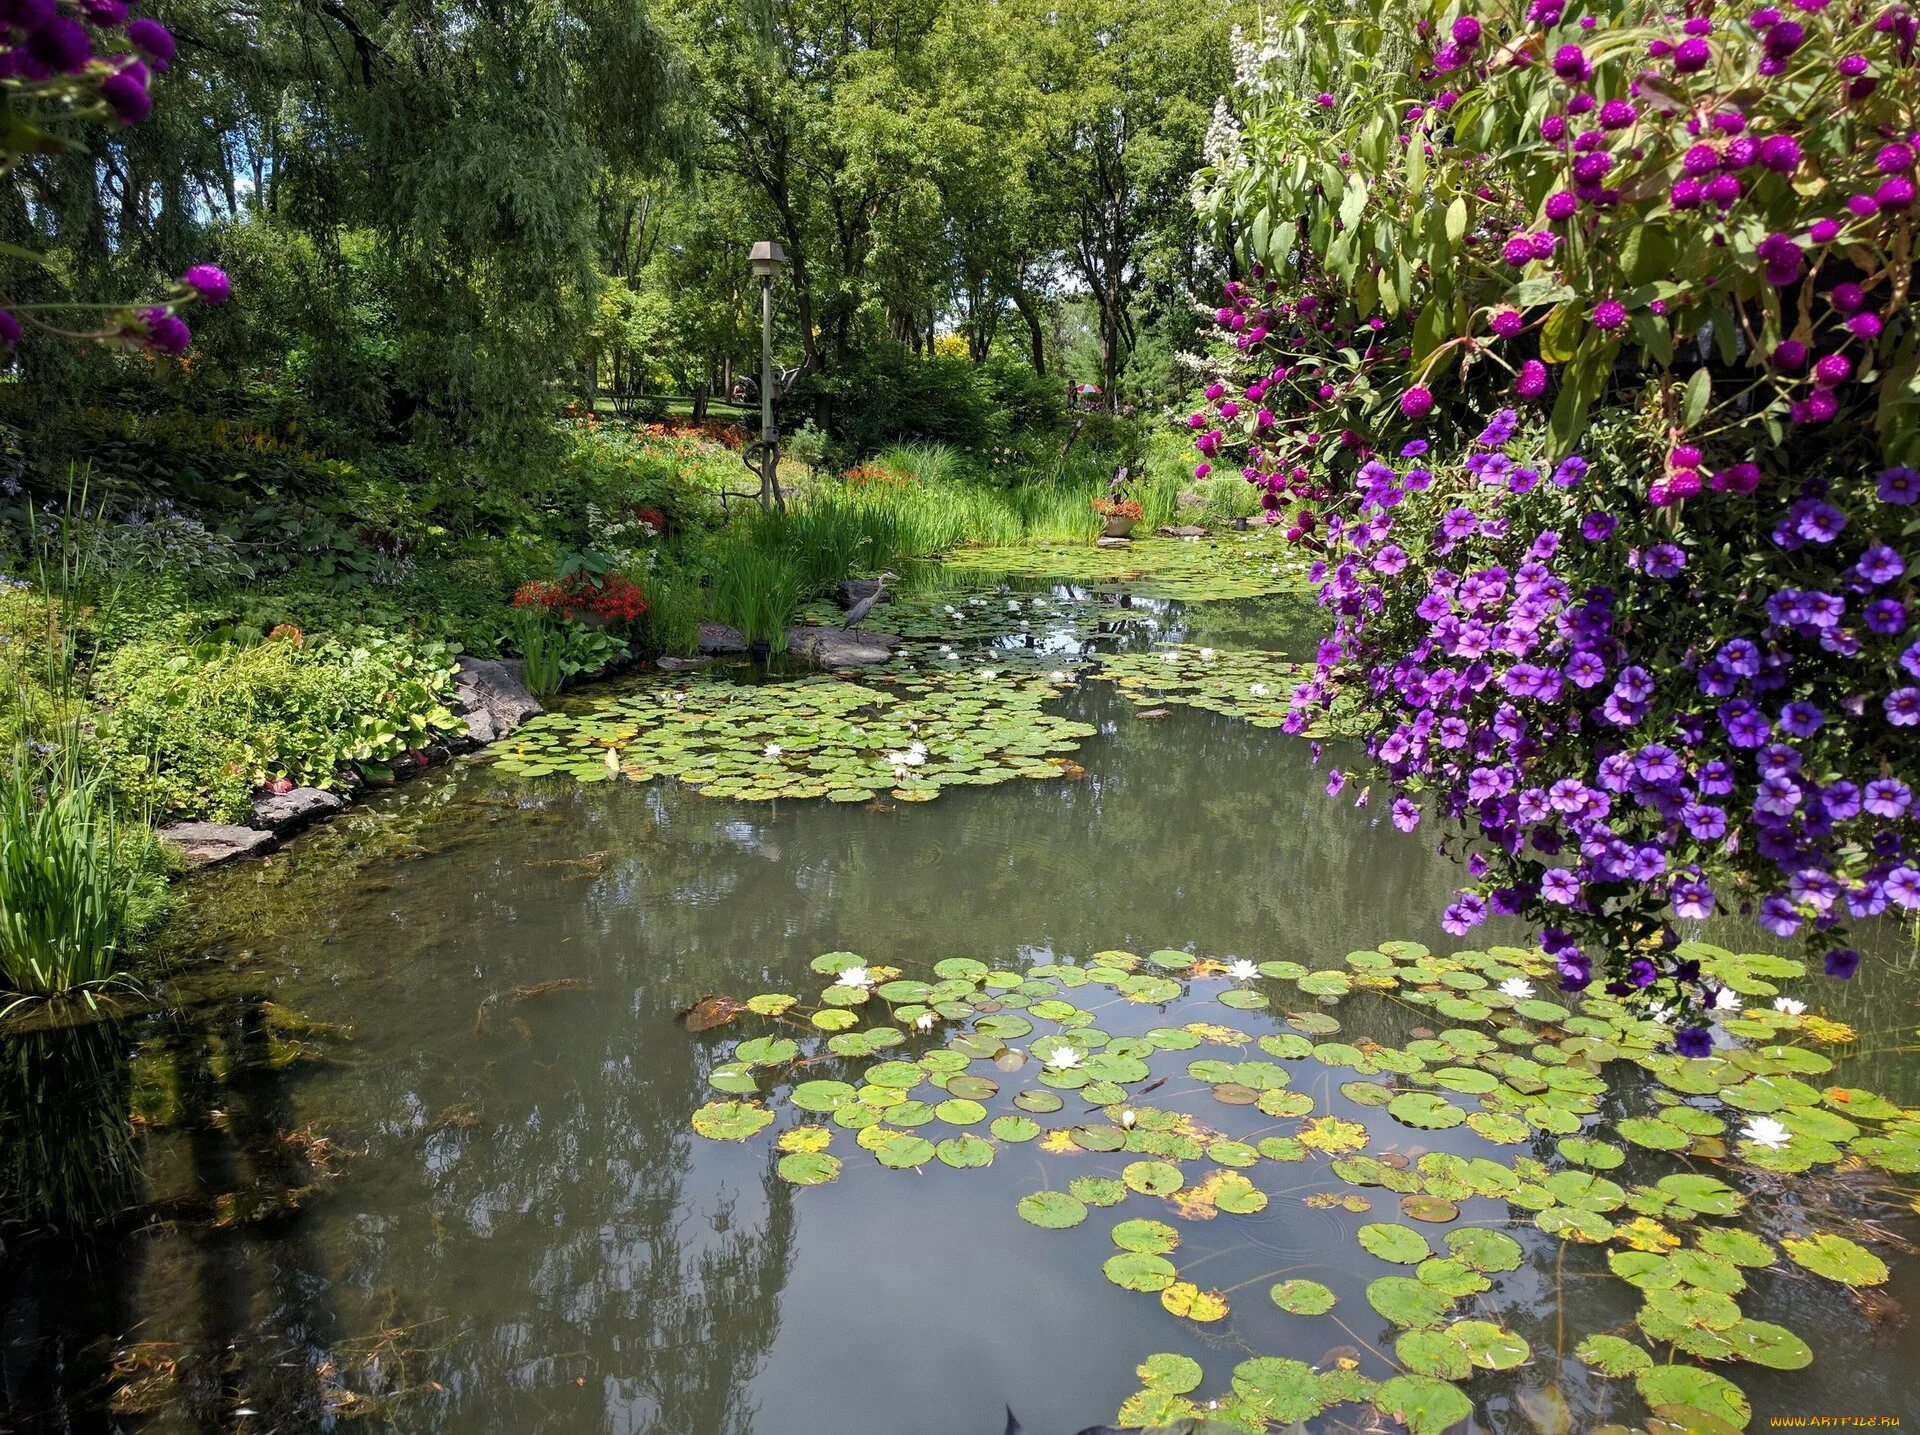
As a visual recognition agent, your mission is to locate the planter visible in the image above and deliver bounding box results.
[1101,515,1138,539]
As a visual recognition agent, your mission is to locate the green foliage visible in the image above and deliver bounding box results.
[710,547,805,653]
[90,633,464,822]
[503,608,625,700]
[0,740,168,1002]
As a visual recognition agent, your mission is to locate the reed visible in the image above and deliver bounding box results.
[0,740,143,1006]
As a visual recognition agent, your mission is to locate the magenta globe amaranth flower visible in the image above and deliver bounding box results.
[139,307,191,356]
[1591,300,1627,331]
[0,311,18,353]
[101,66,151,124]
[1673,36,1711,71]
[179,264,231,306]
[1516,359,1548,399]
[125,15,173,69]
[1399,385,1434,419]
[1551,44,1590,81]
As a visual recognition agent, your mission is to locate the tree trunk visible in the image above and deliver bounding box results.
[1014,292,1046,377]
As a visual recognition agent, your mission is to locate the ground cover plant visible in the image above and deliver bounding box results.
[1185,0,1920,1041]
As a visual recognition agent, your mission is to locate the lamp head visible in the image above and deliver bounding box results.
[749,240,786,278]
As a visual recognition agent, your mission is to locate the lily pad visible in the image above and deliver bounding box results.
[1358,1223,1433,1265]
[776,1151,842,1185]
[1270,1278,1337,1315]
[1782,1231,1889,1286]
[1122,1160,1185,1196]
[690,1101,774,1142]
[1017,1190,1089,1229]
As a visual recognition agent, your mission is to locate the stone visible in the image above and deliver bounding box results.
[833,578,893,610]
[248,786,344,835]
[159,822,275,868]
[453,657,542,741]
[697,623,749,655]
[1096,536,1133,549]
[655,656,712,672]
[1157,524,1208,538]
[787,625,898,667]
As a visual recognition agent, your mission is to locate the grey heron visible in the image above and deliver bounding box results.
[843,572,899,628]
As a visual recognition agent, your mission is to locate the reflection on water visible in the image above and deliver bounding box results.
[0,595,1915,1433]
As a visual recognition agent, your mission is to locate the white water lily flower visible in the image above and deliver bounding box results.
[1199,647,1216,660]
[1248,683,1269,697]
[892,765,912,781]
[1160,651,1180,664]
[1227,958,1259,980]
[1773,995,1807,1015]
[763,743,783,758]
[1042,1044,1083,1071]
[1499,977,1535,1000]
[1741,1115,1790,1150]
[1049,670,1068,682]
[1007,600,1022,611]
[1118,1108,1137,1130]
[834,966,874,989]
[915,1011,935,1031]
[1713,987,1743,1013]
[978,669,998,679]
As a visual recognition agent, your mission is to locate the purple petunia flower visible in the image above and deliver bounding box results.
[1877,467,1920,504]
[1675,1026,1713,1057]
[1825,947,1862,978]
[1887,687,1920,726]
[1581,512,1616,541]
[1643,543,1687,578]
[1778,701,1824,737]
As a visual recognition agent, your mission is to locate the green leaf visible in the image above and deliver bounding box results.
[1358,1222,1433,1264]
[1372,1375,1472,1435]
[1122,1160,1185,1196]
[1783,1231,1889,1286]
[1231,1357,1328,1423]
[1270,1278,1337,1315]
[776,1151,841,1185]
[1574,1333,1652,1377]
[1684,367,1713,428]
[1016,1190,1089,1229]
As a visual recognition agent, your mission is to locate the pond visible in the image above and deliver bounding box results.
[3,540,1917,1435]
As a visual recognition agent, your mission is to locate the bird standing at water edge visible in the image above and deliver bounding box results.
[843,571,898,629]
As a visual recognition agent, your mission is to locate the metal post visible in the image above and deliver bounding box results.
[759,274,778,509]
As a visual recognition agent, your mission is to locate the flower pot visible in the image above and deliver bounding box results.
[1101,515,1137,539]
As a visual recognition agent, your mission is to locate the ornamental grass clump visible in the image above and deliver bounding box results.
[0,741,144,1006]
[1185,0,1920,1041]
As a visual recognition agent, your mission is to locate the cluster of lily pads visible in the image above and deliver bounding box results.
[939,534,1305,602]
[489,669,1097,803]
[796,589,1148,649]
[688,938,1913,1433]
[1097,645,1324,731]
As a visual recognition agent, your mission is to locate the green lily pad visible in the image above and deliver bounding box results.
[690,1101,774,1141]
[936,1134,994,1168]
[1104,1252,1178,1292]
[1069,1176,1127,1207]
[1783,1231,1889,1286]
[1112,1218,1181,1254]
[1371,1375,1473,1435]
[873,1133,936,1169]
[1388,1092,1466,1129]
[1270,1278,1337,1315]
[1445,1227,1524,1272]
[791,1079,858,1113]
[1366,1275,1454,1329]
[1135,1352,1203,1393]
[1231,1357,1328,1423]
[1358,1223,1433,1264]
[1017,1190,1089,1229]
[990,1115,1041,1143]
[1635,1365,1752,1429]
[777,1151,842,1185]
[1122,1160,1185,1196]
[1574,1333,1652,1376]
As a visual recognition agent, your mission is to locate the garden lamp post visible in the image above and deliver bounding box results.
[748,240,786,510]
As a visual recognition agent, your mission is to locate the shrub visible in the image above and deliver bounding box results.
[1188,0,1920,1036]
[501,608,625,698]
[91,632,464,821]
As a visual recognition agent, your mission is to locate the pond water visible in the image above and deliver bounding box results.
[3,551,1918,1435]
